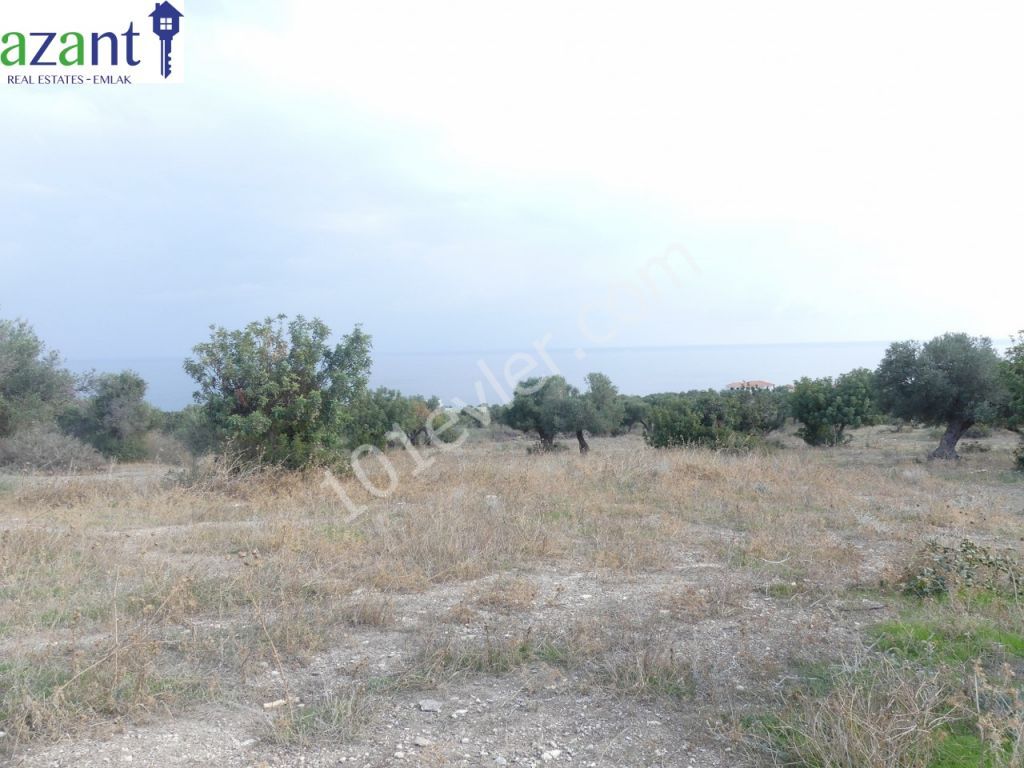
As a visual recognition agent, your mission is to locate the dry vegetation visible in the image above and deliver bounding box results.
[1,425,1023,766]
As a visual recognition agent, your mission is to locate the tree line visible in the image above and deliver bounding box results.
[2,312,1023,471]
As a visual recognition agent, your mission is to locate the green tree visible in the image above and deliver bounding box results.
[60,370,154,459]
[502,375,577,452]
[0,317,76,436]
[722,388,790,435]
[183,315,372,468]
[644,395,710,448]
[569,373,625,453]
[790,368,876,446]
[619,396,651,434]
[347,387,416,449]
[1003,331,1024,469]
[346,389,456,449]
[501,373,622,454]
[876,333,1006,459]
[643,387,787,450]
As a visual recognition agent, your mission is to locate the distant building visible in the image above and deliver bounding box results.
[726,380,776,391]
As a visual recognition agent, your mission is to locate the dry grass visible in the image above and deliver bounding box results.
[1,426,1023,759]
[470,575,539,613]
[404,612,693,703]
[755,653,956,768]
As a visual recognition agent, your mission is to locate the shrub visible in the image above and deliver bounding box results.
[790,368,876,447]
[59,371,156,460]
[0,317,76,436]
[0,426,105,472]
[900,539,1024,598]
[644,395,759,451]
[183,315,373,469]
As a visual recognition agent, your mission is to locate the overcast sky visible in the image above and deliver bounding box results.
[2,1,1022,376]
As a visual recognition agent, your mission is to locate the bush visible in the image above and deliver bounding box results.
[644,395,760,451]
[900,539,1024,598]
[183,315,373,469]
[59,371,156,460]
[0,317,76,436]
[1015,439,1024,472]
[0,426,105,472]
[790,369,876,447]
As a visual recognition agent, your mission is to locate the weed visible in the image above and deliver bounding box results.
[901,540,1024,599]
[262,683,371,746]
[872,619,1024,666]
[750,653,954,768]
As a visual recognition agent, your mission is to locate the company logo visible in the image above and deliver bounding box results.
[2,1,185,86]
[150,2,183,79]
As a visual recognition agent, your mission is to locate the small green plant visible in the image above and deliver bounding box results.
[749,653,954,768]
[411,627,570,682]
[596,645,693,701]
[262,684,370,746]
[901,540,1024,598]
[871,619,1024,666]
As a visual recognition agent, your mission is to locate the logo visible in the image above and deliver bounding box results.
[2,0,185,86]
[150,2,183,79]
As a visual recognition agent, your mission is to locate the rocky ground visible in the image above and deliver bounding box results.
[3,428,1022,767]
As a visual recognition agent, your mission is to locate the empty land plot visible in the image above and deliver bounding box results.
[2,427,1023,767]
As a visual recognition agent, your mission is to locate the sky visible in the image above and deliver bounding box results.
[1,1,1022,407]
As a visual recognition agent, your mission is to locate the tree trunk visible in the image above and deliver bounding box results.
[576,430,590,455]
[538,431,555,450]
[930,418,973,460]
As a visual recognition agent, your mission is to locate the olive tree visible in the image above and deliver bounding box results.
[184,315,372,468]
[619,396,651,434]
[876,333,1005,459]
[570,373,625,453]
[502,373,622,454]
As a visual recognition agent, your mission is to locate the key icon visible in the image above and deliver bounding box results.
[149,2,184,79]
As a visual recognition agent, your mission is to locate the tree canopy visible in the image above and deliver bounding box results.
[183,315,372,468]
[0,317,76,437]
[60,370,154,459]
[790,368,876,446]
[643,387,789,450]
[876,333,1006,459]
[1004,331,1024,470]
[501,373,623,453]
